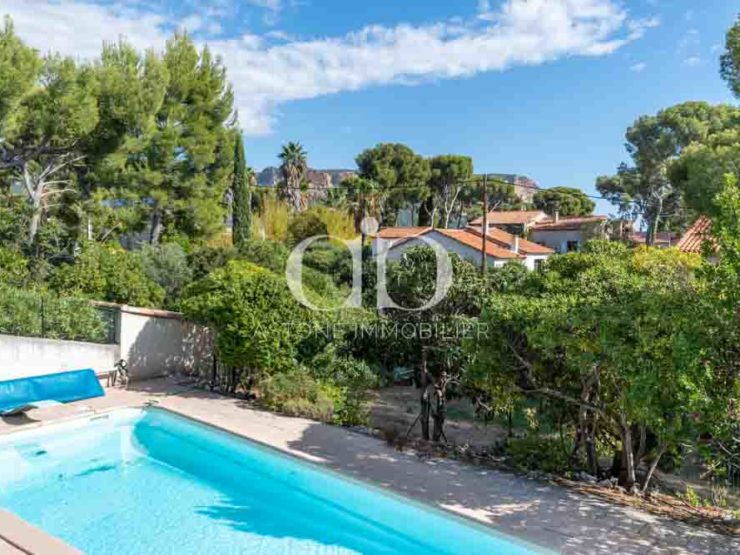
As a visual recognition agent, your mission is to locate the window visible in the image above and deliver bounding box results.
[566,240,580,252]
[534,259,544,271]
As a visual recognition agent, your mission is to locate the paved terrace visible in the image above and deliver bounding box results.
[0,378,738,555]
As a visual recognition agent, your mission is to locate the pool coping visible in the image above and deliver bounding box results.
[0,509,82,554]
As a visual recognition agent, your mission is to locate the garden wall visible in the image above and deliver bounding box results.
[0,335,119,380]
[0,305,213,382]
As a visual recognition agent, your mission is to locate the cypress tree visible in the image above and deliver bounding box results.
[232,132,251,248]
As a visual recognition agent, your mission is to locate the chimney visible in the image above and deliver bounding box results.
[512,235,520,254]
[554,209,560,223]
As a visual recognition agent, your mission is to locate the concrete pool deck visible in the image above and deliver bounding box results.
[0,378,737,554]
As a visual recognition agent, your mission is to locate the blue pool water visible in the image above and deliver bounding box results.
[0,409,541,554]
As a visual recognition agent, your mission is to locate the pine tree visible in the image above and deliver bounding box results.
[232,133,251,248]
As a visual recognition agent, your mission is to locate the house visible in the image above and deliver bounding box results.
[464,225,554,269]
[371,227,432,255]
[374,226,553,270]
[627,231,679,249]
[530,215,609,253]
[677,216,716,257]
[469,210,549,236]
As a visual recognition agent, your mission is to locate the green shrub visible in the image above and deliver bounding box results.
[0,246,29,287]
[137,243,193,307]
[187,245,237,281]
[309,351,378,425]
[252,198,290,242]
[181,260,320,373]
[287,211,328,246]
[258,369,336,423]
[50,242,164,307]
[0,284,108,342]
[238,238,289,273]
[506,435,573,474]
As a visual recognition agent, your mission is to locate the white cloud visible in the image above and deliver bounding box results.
[0,0,657,135]
[683,56,702,67]
[630,62,647,72]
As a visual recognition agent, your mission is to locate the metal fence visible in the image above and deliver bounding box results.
[0,291,119,345]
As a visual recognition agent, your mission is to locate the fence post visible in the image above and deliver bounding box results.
[40,298,46,338]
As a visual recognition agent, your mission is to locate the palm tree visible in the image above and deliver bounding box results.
[278,142,307,211]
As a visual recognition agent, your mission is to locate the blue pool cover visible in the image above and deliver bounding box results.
[0,369,104,413]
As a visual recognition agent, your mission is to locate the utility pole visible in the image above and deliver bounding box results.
[481,174,488,275]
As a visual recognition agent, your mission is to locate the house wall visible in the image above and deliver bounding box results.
[0,306,213,382]
[523,254,550,270]
[530,229,587,253]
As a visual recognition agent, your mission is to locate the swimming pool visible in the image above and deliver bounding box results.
[0,408,543,554]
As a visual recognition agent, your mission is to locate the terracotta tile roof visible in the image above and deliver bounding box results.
[375,226,431,239]
[677,217,714,253]
[465,225,554,255]
[431,228,524,259]
[532,215,608,231]
[469,211,548,226]
[628,232,679,247]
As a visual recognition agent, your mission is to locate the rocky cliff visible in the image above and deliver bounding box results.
[255,167,355,188]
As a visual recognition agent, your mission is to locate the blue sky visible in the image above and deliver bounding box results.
[0,0,736,215]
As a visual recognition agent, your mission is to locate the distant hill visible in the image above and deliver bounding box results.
[253,167,538,204]
[488,174,540,202]
[255,167,356,188]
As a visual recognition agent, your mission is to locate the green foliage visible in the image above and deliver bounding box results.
[467,244,720,484]
[356,143,431,225]
[137,243,192,307]
[89,35,235,246]
[309,350,378,425]
[0,246,29,287]
[238,238,289,273]
[258,354,376,426]
[507,435,573,474]
[50,242,164,307]
[0,16,41,129]
[301,239,353,286]
[533,186,595,217]
[328,176,380,233]
[287,210,328,246]
[278,141,308,211]
[669,108,740,218]
[0,283,108,343]
[187,244,237,281]
[308,206,356,240]
[181,260,318,373]
[428,155,474,228]
[258,369,336,423]
[598,102,738,243]
[252,197,290,242]
[232,133,251,249]
[720,16,740,98]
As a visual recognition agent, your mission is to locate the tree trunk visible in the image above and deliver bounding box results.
[28,207,42,246]
[420,385,431,441]
[418,196,434,227]
[635,424,647,466]
[585,419,599,477]
[150,210,163,245]
[432,388,446,442]
[642,442,667,493]
[620,422,637,491]
[419,350,431,441]
[23,168,43,246]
